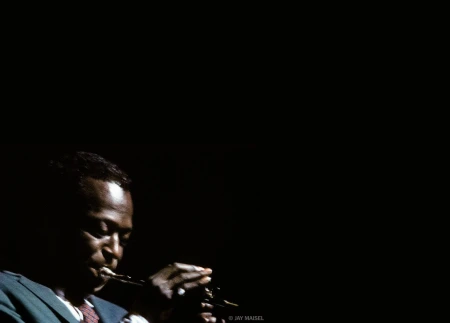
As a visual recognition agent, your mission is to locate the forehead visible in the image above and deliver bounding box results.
[82,178,133,227]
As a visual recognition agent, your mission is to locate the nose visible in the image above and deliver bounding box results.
[103,233,123,261]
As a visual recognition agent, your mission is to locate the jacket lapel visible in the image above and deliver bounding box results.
[90,296,109,323]
[18,276,79,323]
[90,295,128,323]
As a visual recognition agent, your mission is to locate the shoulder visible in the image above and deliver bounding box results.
[0,270,21,279]
[0,271,22,310]
[0,271,21,288]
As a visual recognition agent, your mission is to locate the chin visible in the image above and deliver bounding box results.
[81,277,108,294]
[79,267,109,294]
[93,282,107,293]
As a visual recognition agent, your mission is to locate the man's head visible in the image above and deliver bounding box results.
[35,152,134,294]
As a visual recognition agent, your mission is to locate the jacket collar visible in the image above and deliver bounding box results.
[18,275,80,323]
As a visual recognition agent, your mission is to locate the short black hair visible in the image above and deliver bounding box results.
[41,151,133,223]
[48,151,131,190]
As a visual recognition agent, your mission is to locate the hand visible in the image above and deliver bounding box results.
[131,262,225,323]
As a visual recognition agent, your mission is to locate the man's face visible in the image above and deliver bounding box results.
[73,178,133,293]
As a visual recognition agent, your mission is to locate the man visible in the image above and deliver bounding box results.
[0,151,223,323]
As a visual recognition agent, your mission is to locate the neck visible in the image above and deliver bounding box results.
[53,286,90,306]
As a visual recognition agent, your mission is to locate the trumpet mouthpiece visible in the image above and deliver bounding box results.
[98,267,145,286]
[99,267,115,277]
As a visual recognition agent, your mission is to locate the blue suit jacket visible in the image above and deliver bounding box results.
[0,271,128,323]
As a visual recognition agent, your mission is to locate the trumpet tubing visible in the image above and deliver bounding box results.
[98,267,238,308]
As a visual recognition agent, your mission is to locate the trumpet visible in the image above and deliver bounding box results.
[98,267,238,308]
[99,267,145,286]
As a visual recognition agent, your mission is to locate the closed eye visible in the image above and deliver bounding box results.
[120,234,131,247]
[82,219,110,238]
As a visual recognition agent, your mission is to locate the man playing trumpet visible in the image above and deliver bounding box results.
[0,151,224,323]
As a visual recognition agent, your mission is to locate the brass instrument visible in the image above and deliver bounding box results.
[99,267,145,286]
[99,267,238,308]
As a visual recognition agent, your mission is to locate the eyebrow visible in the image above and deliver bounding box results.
[101,219,133,234]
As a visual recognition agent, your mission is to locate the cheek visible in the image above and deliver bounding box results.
[79,232,104,256]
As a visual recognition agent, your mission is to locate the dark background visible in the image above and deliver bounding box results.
[0,144,271,320]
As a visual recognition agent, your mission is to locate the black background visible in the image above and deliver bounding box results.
[0,144,271,320]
